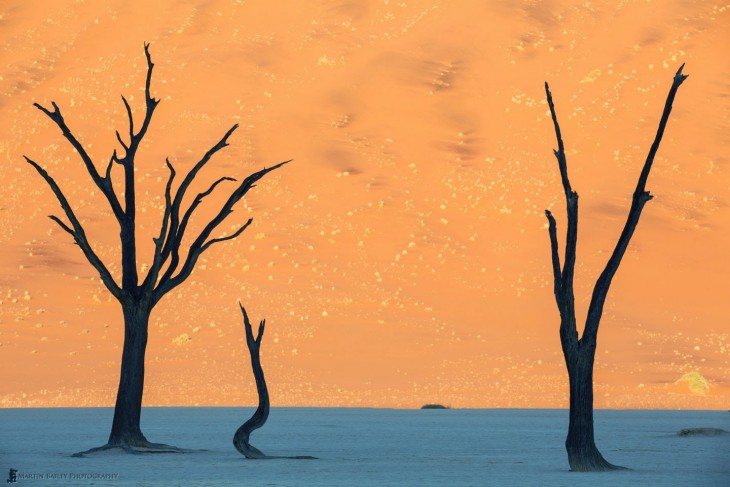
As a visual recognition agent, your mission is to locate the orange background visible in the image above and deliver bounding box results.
[1,0,728,409]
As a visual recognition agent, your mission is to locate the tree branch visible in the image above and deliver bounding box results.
[545,82,572,197]
[240,301,266,347]
[562,192,579,286]
[582,65,688,343]
[155,175,237,287]
[153,160,290,302]
[256,319,265,345]
[159,124,240,267]
[105,154,116,181]
[115,130,129,153]
[128,42,159,155]
[178,177,238,245]
[33,101,125,222]
[118,43,162,291]
[200,218,253,253]
[24,155,122,299]
[48,215,76,238]
[121,96,134,144]
[545,210,562,299]
[544,83,579,348]
[544,83,580,286]
[141,159,176,293]
[635,64,688,198]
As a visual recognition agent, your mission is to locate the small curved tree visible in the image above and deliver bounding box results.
[233,303,316,460]
[543,65,687,471]
[24,43,289,455]
[233,303,269,459]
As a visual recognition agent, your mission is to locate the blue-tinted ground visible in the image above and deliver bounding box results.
[1,408,728,486]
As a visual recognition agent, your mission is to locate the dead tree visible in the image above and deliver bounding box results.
[24,43,289,455]
[544,65,687,471]
[233,303,269,459]
[233,303,316,460]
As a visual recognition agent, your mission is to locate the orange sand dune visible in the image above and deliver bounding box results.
[1,0,728,409]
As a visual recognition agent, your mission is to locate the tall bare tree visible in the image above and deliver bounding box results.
[543,65,687,471]
[24,43,289,454]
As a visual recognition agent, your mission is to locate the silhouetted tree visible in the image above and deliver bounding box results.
[24,43,289,455]
[233,303,270,459]
[543,65,687,471]
[233,303,316,460]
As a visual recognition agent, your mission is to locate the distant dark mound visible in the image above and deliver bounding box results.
[677,428,728,437]
[421,404,449,410]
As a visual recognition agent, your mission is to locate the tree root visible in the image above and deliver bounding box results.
[569,461,629,472]
[72,441,202,457]
[235,443,317,460]
[567,450,629,472]
[233,427,317,460]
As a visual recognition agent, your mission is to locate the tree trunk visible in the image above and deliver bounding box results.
[233,304,316,460]
[108,301,150,446]
[232,342,269,458]
[564,345,623,471]
[233,307,270,458]
[73,299,191,455]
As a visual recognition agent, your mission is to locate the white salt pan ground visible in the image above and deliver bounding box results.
[1,408,728,486]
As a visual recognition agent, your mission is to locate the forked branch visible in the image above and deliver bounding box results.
[544,65,687,345]
[23,156,122,299]
[154,175,237,288]
[116,42,160,166]
[543,82,579,343]
[158,124,240,263]
[145,125,241,291]
[152,160,290,302]
[141,159,176,293]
